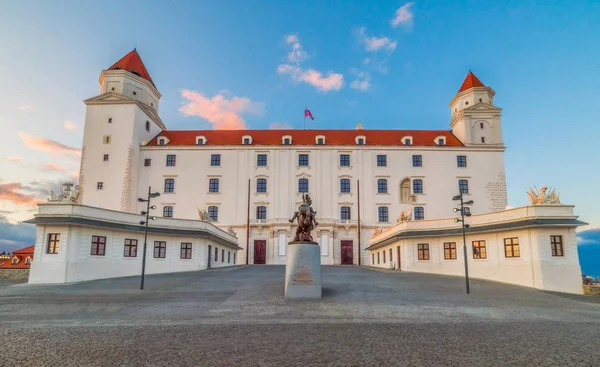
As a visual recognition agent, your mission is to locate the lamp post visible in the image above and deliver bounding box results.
[138,186,160,291]
[452,194,474,294]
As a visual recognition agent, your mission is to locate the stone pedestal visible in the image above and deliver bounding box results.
[285,241,322,299]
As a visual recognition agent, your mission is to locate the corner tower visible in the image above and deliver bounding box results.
[449,71,504,147]
[79,50,166,212]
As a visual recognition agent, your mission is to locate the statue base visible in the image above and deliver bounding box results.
[285,241,322,299]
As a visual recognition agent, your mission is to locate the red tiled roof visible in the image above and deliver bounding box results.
[12,246,34,255]
[147,129,463,147]
[108,49,156,87]
[458,71,485,93]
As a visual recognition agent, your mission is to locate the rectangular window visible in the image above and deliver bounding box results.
[472,240,487,259]
[340,206,351,220]
[412,155,422,167]
[256,206,267,220]
[417,244,430,260]
[209,178,219,193]
[91,235,106,256]
[317,138,324,145]
[298,178,309,193]
[438,138,445,145]
[243,138,251,145]
[458,179,469,194]
[377,179,388,194]
[444,242,457,260]
[180,243,192,259]
[144,158,151,167]
[166,155,176,167]
[340,179,351,193]
[256,178,267,193]
[257,154,267,166]
[457,155,467,167]
[551,235,564,256]
[163,206,173,217]
[124,239,138,257]
[103,135,111,144]
[283,138,291,145]
[378,207,389,223]
[357,138,365,145]
[211,154,221,166]
[153,241,166,258]
[47,233,60,254]
[298,154,309,166]
[481,137,486,143]
[164,178,175,193]
[404,138,412,146]
[504,237,520,258]
[340,154,350,166]
[103,154,109,161]
[208,206,219,222]
[412,179,423,194]
[97,182,104,190]
[414,207,424,220]
[108,118,112,123]
[377,155,387,167]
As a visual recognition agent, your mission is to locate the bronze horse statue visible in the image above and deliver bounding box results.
[289,194,319,241]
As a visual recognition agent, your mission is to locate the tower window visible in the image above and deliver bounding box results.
[103,136,111,144]
[479,98,482,102]
[480,122,484,129]
[481,137,486,143]
[97,182,104,190]
[144,158,151,167]
[132,91,137,96]
[146,121,150,132]
[108,118,112,123]
[465,101,469,105]
[103,154,109,161]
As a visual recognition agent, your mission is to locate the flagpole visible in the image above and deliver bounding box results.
[304,105,306,130]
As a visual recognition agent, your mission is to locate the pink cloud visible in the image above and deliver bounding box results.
[357,28,397,52]
[179,90,265,130]
[18,132,81,157]
[63,120,79,131]
[0,181,42,206]
[391,2,414,28]
[17,104,34,112]
[284,33,308,63]
[350,72,371,91]
[43,163,68,172]
[3,156,23,162]
[277,64,344,92]
[269,122,293,129]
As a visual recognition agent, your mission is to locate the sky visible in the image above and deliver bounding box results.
[0,0,599,258]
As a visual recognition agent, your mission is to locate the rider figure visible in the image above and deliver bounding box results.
[289,194,319,227]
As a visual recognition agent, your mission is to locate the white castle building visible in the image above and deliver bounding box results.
[26,50,586,293]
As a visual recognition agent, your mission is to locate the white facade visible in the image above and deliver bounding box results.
[26,204,241,284]
[367,205,586,294]
[77,51,508,266]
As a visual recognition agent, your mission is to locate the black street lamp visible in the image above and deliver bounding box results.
[138,186,160,291]
[453,194,474,294]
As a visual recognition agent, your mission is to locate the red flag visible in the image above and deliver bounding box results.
[304,108,314,120]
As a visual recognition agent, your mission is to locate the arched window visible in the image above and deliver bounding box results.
[340,178,351,193]
[256,178,267,193]
[208,206,219,221]
[25,257,32,265]
[400,179,411,202]
[378,207,389,222]
[11,257,18,264]
[412,179,423,194]
[298,178,309,193]
[256,206,267,220]
[340,206,351,220]
[377,179,388,194]
[414,207,424,220]
[163,206,173,217]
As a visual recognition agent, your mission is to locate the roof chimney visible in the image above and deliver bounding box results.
[356,123,363,130]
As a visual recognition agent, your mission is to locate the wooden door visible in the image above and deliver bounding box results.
[254,240,266,264]
[396,246,401,270]
[341,240,353,265]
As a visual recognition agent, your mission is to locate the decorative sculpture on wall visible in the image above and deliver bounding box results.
[197,208,212,221]
[289,193,319,241]
[397,208,412,222]
[227,227,237,237]
[48,182,82,203]
[372,227,383,237]
[527,186,560,205]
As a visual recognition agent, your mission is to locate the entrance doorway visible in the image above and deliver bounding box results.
[341,240,353,265]
[254,240,266,264]
[396,245,401,270]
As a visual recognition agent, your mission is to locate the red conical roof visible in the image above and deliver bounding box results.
[458,71,485,93]
[108,49,155,87]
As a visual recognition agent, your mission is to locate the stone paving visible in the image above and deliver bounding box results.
[1,266,600,366]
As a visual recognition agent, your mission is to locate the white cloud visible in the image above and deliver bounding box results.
[391,2,414,28]
[350,72,371,91]
[357,27,397,52]
[284,33,308,64]
[17,104,34,112]
[269,122,293,130]
[277,64,344,93]
[63,120,79,131]
[179,90,265,130]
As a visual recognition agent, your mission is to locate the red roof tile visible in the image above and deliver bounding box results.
[458,71,485,93]
[12,246,34,255]
[148,129,463,147]
[108,49,156,87]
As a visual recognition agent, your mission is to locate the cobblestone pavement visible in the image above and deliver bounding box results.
[1,266,600,366]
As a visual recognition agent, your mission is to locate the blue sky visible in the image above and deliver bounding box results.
[0,1,599,253]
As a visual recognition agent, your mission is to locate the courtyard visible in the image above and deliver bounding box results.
[1,266,600,366]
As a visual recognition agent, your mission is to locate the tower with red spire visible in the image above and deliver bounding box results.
[449,71,504,147]
[79,50,167,212]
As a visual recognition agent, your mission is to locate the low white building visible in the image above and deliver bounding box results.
[25,203,241,284]
[366,204,587,294]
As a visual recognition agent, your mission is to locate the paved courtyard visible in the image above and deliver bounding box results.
[1,266,600,366]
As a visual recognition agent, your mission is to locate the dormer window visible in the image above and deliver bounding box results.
[196,136,207,145]
[11,257,18,264]
[242,135,253,145]
[315,135,326,145]
[355,135,366,145]
[158,137,169,146]
[402,136,413,146]
[435,136,446,146]
[282,135,292,145]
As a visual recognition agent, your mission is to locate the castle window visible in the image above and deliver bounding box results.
[243,138,251,145]
[111,87,115,91]
[481,137,486,143]
[341,206,351,220]
[316,135,325,145]
[479,98,482,102]
[91,236,107,256]
[340,154,350,167]
[151,102,154,106]
[103,154,109,161]
[377,179,388,194]
[418,244,430,260]
[256,206,267,220]
[480,122,484,129]
[97,182,104,190]
[158,138,167,146]
[180,243,192,259]
[153,241,166,258]
[473,240,487,259]
[465,101,469,105]
[108,118,112,123]
[257,154,267,166]
[298,178,309,193]
[47,233,60,254]
[11,257,18,265]
[209,178,219,193]
[355,135,366,145]
[444,242,457,260]
[378,207,389,223]
[412,179,423,194]
[164,178,175,193]
[144,159,151,167]
[414,207,424,220]
[551,235,564,257]
[208,206,219,221]
[298,154,309,166]
[457,156,467,168]
[211,154,221,167]
[462,207,471,216]
[256,178,267,193]
[340,178,351,193]
[215,247,218,262]
[25,257,31,265]
[438,138,445,145]
[103,136,111,144]
[242,135,253,145]
[458,179,469,194]
[504,237,520,258]
[132,91,137,96]
[163,206,173,217]
[402,136,413,146]
[124,239,138,257]
[146,121,150,132]
[412,155,422,167]
[282,135,292,145]
[196,136,206,145]
[166,155,176,166]
[377,155,387,167]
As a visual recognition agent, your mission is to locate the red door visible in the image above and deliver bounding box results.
[254,240,266,264]
[341,240,353,265]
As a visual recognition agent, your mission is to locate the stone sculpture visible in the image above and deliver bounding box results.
[197,208,212,221]
[397,208,412,222]
[289,193,319,241]
[49,182,81,203]
[527,186,560,205]
[227,227,237,237]
[372,227,383,237]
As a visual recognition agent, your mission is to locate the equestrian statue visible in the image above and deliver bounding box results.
[289,194,319,242]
